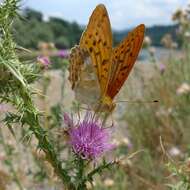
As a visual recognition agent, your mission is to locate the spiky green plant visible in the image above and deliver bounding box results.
[0,1,75,188]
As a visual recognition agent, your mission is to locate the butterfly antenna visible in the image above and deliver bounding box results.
[116,100,159,104]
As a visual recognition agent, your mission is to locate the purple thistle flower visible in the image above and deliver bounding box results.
[57,49,68,58]
[37,56,51,68]
[64,112,114,160]
[159,63,166,75]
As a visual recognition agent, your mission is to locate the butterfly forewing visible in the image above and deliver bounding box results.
[107,24,145,99]
[79,4,112,94]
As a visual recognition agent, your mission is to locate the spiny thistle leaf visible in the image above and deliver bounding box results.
[0,56,26,86]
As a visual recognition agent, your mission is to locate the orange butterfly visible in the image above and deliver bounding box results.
[68,4,145,112]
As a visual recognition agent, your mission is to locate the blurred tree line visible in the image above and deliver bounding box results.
[114,25,178,47]
[13,8,83,49]
[13,8,178,49]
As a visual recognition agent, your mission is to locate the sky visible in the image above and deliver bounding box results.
[22,0,189,30]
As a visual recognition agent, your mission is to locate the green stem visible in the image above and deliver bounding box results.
[82,161,115,185]
[60,66,66,105]
[76,157,87,190]
[23,105,75,190]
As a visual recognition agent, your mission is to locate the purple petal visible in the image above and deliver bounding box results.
[68,112,114,160]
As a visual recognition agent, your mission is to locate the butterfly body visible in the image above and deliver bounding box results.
[98,95,116,112]
[68,4,145,112]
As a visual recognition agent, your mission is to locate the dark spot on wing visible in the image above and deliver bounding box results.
[95,51,100,56]
[89,47,93,52]
[93,40,96,46]
[120,65,129,71]
[103,13,107,17]
[104,68,108,72]
[126,49,130,53]
[102,59,107,65]
[101,74,106,79]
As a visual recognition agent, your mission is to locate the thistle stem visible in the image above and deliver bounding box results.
[22,103,75,189]
[76,157,87,190]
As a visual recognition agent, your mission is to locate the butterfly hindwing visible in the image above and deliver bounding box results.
[68,46,84,89]
[79,4,112,94]
[107,24,145,99]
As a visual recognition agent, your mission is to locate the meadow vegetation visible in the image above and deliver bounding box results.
[0,0,190,190]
